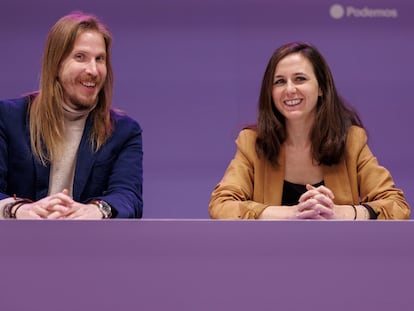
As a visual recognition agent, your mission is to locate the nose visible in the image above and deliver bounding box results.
[85,60,98,76]
[286,80,296,94]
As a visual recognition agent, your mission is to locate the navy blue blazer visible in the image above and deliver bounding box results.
[0,96,143,218]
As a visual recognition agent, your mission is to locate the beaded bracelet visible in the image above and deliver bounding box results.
[2,197,33,219]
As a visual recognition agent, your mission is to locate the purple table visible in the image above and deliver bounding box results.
[1,220,413,310]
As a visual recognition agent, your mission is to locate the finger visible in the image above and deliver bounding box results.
[44,192,74,205]
[47,211,65,219]
[296,209,320,219]
[299,189,324,202]
[297,199,334,216]
[316,205,335,217]
[299,187,334,203]
[18,204,48,219]
[296,199,316,212]
[65,211,85,219]
[49,192,74,204]
[297,197,330,211]
[304,184,334,199]
[43,198,69,211]
[311,194,334,208]
[312,185,335,199]
[298,191,315,203]
[306,184,315,191]
[46,203,71,215]
[30,204,50,218]
[297,207,331,220]
[63,206,86,219]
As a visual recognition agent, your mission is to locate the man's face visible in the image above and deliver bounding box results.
[58,30,107,111]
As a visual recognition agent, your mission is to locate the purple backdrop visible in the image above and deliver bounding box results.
[1,0,412,218]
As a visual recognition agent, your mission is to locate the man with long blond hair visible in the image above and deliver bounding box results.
[0,12,143,219]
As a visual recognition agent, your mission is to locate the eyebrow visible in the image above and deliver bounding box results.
[274,72,307,77]
[72,49,106,55]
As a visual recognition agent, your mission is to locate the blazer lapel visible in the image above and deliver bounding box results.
[33,159,50,200]
[263,145,285,205]
[322,159,354,204]
[25,116,50,201]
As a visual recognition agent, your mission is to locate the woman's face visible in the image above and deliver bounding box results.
[272,53,322,123]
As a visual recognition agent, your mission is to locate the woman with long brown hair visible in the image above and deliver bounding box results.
[209,42,409,220]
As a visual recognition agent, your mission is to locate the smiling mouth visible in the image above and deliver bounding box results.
[81,81,97,88]
[284,99,302,106]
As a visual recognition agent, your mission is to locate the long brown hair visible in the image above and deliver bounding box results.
[29,12,114,164]
[255,41,363,166]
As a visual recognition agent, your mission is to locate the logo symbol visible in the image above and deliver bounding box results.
[330,4,345,19]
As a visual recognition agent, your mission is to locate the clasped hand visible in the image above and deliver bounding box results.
[15,189,103,219]
[295,184,335,219]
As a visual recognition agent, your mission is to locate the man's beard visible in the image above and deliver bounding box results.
[68,94,98,112]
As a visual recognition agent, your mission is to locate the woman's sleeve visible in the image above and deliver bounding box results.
[355,130,410,219]
[208,130,268,219]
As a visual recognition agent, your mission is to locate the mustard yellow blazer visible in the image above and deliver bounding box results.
[209,126,410,220]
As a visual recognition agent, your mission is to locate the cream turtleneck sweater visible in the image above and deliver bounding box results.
[48,104,92,197]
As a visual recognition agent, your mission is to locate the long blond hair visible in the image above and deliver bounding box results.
[29,12,114,165]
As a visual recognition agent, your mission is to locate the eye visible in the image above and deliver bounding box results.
[74,53,84,61]
[273,79,285,85]
[96,55,106,63]
[295,76,307,83]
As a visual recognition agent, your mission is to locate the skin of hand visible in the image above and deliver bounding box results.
[63,201,103,220]
[15,189,103,220]
[260,184,357,220]
[296,184,335,219]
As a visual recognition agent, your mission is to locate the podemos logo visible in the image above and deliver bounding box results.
[330,3,398,19]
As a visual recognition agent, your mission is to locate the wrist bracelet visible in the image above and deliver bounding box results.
[351,205,357,220]
[3,198,33,219]
[12,203,27,218]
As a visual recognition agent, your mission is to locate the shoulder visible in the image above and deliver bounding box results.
[0,96,30,113]
[345,125,368,155]
[234,128,258,159]
[0,96,31,126]
[346,125,367,145]
[236,128,258,145]
[110,109,142,134]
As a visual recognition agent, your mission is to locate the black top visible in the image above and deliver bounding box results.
[282,180,324,206]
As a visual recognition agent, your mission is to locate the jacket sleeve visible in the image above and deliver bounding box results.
[351,128,410,219]
[208,130,268,219]
[90,117,143,218]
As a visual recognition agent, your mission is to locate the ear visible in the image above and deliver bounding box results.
[318,88,323,96]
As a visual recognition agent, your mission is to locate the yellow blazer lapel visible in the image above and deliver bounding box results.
[263,145,285,205]
[322,159,356,204]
